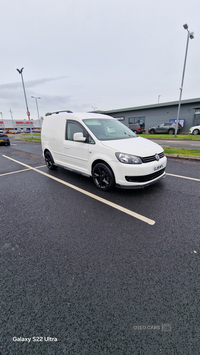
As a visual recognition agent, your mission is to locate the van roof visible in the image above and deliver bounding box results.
[45,111,112,120]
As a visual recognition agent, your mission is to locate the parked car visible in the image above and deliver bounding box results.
[0,131,10,146]
[148,122,182,135]
[41,111,167,191]
[128,123,145,134]
[189,124,200,135]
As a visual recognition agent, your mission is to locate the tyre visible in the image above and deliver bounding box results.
[133,130,137,134]
[192,129,199,135]
[92,163,115,191]
[149,129,155,134]
[44,151,57,170]
[168,129,175,135]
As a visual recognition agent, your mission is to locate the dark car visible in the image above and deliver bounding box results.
[129,123,145,134]
[0,131,10,146]
[148,122,182,135]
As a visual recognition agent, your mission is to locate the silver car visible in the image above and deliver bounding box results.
[148,122,182,135]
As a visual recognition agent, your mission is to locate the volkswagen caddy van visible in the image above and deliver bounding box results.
[41,111,167,191]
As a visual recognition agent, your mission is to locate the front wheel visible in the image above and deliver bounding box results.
[44,151,57,170]
[149,129,155,134]
[92,163,115,191]
[193,129,199,135]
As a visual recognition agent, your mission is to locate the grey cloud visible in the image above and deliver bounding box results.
[0,76,68,91]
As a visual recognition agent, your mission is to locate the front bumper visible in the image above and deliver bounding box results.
[111,156,167,189]
[116,170,166,189]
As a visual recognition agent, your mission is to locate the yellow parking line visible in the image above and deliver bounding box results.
[167,173,200,182]
[0,168,31,176]
[2,155,155,226]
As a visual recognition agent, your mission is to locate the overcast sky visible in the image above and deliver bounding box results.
[1,0,200,120]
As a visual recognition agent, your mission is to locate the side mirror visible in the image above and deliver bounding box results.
[73,132,86,142]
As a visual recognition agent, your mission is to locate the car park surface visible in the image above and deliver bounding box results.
[1,142,200,354]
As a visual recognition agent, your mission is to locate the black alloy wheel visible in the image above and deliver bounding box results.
[44,151,57,170]
[92,163,115,191]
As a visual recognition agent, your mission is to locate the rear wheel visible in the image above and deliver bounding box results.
[193,129,199,135]
[92,163,115,191]
[44,151,57,170]
[168,129,175,135]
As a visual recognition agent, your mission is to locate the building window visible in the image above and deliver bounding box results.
[169,119,185,127]
[129,116,145,125]
[129,116,145,129]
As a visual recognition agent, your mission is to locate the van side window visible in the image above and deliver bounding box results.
[66,121,94,144]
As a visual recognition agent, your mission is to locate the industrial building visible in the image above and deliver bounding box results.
[0,119,42,131]
[100,98,200,133]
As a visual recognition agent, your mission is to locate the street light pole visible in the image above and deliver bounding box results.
[175,24,194,137]
[16,67,33,138]
[9,109,14,128]
[31,96,41,128]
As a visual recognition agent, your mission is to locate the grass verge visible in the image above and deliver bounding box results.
[143,134,200,140]
[164,148,200,157]
[18,138,41,142]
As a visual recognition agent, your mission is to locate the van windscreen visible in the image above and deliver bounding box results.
[83,118,136,141]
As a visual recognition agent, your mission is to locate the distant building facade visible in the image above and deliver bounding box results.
[0,119,42,130]
[100,98,200,132]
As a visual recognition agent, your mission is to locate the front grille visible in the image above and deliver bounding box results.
[141,152,164,163]
[125,168,165,183]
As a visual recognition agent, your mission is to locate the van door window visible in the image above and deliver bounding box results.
[66,121,94,144]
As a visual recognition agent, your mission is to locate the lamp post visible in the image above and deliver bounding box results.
[16,67,33,138]
[175,24,194,137]
[9,109,14,128]
[31,96,41,128]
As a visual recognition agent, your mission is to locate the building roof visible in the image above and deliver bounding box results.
[97,98,200,114]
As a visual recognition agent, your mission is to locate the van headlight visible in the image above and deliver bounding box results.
[115,152,142,164]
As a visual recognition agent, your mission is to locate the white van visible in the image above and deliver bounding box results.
[41,111,167,191]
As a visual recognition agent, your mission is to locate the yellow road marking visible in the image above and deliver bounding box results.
[167,173,200,182]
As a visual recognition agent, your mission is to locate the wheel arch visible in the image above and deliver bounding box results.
[43,148,54,158]
[91,159,115,181]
